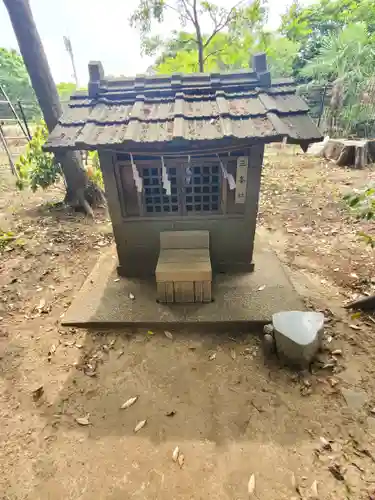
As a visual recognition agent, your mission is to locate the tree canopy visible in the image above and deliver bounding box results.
[0,47,40,119]
[131,0,266,71]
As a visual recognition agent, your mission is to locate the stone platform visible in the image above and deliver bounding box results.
[62,237,304,328]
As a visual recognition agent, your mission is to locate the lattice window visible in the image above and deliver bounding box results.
[142,166,179,214]
[184,164,220,213]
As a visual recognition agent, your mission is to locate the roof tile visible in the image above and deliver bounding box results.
[45,67,322,152]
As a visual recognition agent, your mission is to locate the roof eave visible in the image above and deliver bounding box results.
[43,133,323,155]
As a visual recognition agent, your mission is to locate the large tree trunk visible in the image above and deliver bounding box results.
[3,0,103,214]
[192,0,204,72]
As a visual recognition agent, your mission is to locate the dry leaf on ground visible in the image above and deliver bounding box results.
[120,396,138,409]
[248,474,255,495]
[178,453,185,468]
[76,416,90,426]
[172,446,180,462]
[310,480,318,498]
[32,386,44,402]
[349,324,361,330]
[134,419,147,433]
[164,331,173,340]
[331,349,342,356]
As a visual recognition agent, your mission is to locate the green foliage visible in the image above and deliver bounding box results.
[131,0,266,71]
[0,229,16,250]
[280,0,375,73]
[87,151,104,189]
[15,123,104,193]
[301,23,375,135]
[344,188,375,246]
[16,122,61,191]
[0,47,40,120]
[152,29,299,78]
[56,82,77,101]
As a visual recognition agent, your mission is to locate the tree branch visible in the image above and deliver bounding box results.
[203,0,247,49]
[164,2,192,24]
[202,48,226,64]
[178,0,196,25]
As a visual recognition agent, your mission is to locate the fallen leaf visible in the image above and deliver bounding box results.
[257,285,266,291]
[351,312,361,320]
[310,480,318,498]
[349,324,361,330]
[32,385,44,402]
[36,298,46,310]
[350,273,358,279]
[322,362,336,370]
[291,472,297,490]
[84,361,97,377]
[319,436,332,450]
[134,419,147,433]
[248,473,255,495]
[172,446,180,462]
[164,330,173,340]
[328,463,345,481]
[76,416,90,426]
[230,349,237,360]
[63,340,75,347]
[331,349,342,356]
[147,330,154,335]
[114,278,120,282]
[49,344,56,355]
[129,292,135,300]
[166,410,176,417]
[370,408,375,415]
[75,343,83,349]
[120,396,138,409]
[178,453,185,468]
[209,353,217,361]
[328,377,339,387]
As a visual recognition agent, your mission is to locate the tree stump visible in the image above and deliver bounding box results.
[323,139,373,168]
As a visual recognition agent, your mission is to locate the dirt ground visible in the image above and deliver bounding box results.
[1,147,375,500]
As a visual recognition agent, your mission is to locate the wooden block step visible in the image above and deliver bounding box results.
[156,280,211,303]
[160,230,209,250]
[156,230,212,303]
[156,248,211,282]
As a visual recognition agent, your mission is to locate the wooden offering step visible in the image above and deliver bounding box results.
[156,230,212,303]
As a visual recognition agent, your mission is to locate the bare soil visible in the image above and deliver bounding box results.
[1,147,375,500]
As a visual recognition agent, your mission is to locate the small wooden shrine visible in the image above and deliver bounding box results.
[45,53,322,303]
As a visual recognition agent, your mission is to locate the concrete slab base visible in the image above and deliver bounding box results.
[62,236,305,328]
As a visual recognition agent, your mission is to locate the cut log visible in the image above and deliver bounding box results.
[344,294,375,312]
[322,139,374,168]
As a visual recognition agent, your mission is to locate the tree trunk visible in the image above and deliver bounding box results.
[197,36,204,72]
[3,0,102,214]
[192,0,204,72]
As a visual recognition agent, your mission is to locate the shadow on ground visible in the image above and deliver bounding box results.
[41,328,342,446]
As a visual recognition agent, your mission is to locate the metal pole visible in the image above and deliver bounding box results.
[17,100,32,140]
[0,83,29,139]
[0,123,19,178]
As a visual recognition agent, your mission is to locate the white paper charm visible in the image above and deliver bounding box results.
[161,156,171,196]
[130,153,143,193]
[216,154,235,191]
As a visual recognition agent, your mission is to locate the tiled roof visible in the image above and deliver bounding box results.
[45,59,322,153]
